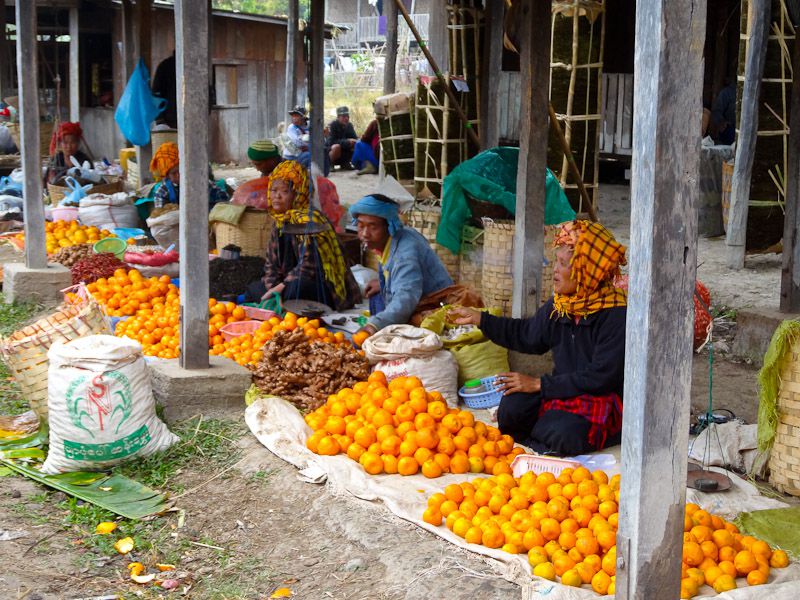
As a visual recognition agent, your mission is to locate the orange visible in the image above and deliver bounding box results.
[346,443,366,462]
[546,499,569,522]
[713,574,737,593]
[712,529,736,548]
[397,456,419,476]
[685,567,705,588]
[575,535,600,558]
[750,540,772,560]
[456,410,475,428]
[421,459,443,478]
[481,527,505,549]
[718,560,737,578]
[372,409,393,428]
[692,509,713,528]
[453,517,472,538]
[444,483,464,503]
[450,454,469,474]
[398,438,418,457]
[368,371,388,386]
[682,541,704,567]
[359,451,383,475]
[532,561,557,581]
[747,569,768,586]
[598,500,617,519]
[591,570,611,595]
[416,428,440,450]
[545,482,563,500]
[381,454,399,474]
[414,413,436,431]
[770,549,789,568]
[441,413,462,434]
[427,401,447,420]
[703,565,724,586]
[597,529,616,552]
[324,416,346,435]
[560,568,582,587]
[601,547,616,576]
[414,447,434,466]
[380,435,402,456]
[734,550,758,575]
[691,525,713,543]
[540,517,561,541]
[316,436,341,456]
[558,531,577,551]
[553,554,576,577]
[701,540,719,560]
[402,376,423,391]
[465,526,483,545]
[468,456,484,473]
[354,426,377,448]
[718,545,736,562]
[680,577,698,599]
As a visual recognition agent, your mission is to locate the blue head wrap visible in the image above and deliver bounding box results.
[349,194,403,236]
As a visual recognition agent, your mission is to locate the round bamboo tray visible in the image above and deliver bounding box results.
[214,208,272,257]
[6,121,55,157]
[47,176,123,204]
[769,338,800,496]
[0,291,111,422]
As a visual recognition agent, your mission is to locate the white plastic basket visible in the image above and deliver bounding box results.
[510,454,581,479]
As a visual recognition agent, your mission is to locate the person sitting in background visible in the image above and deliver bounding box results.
[46,121,91,184]
[327,106,358,169]
[710,79,736,145]
[282,106,309,161]
[351,194,481,334]
[150,142,229,210]
[246,160,360,309]
[352,118,380,176]
[449,220,627,456]
[248,139,282,177]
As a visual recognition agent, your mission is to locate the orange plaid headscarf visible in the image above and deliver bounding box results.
[267,160,309,224]
[150,142,180,181]
[552,220,627,318]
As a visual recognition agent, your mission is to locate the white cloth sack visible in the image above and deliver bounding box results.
[363,324,459,406]
[42,335,178,474]
[688,421,759,474]
[78,192,138,230]
[146,210,180,251]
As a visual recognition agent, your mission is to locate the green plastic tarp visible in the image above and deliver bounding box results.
[436,146,576,254]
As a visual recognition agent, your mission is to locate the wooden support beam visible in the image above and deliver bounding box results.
[511,0,549,318]
[482,0,503,150]
[309,0,325,174]
[134,0,153,184]
[616,1,706,598]
[284,0,299,116]
[725,0,770,270]
[68,6,79,122]
[0,3,9,99]
[427,0,448,73]
[122,0,136,81]
[16,0,47,270]
[780,25,800,311]
[383,0,397,94]
[175,0,210,370]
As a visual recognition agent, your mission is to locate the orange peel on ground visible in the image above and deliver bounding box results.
[113,536,134,554]
[95,522,118,535]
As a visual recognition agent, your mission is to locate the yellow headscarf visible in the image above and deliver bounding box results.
[267,160,347,303]
[150,142,180,181]
[552,220,627,318]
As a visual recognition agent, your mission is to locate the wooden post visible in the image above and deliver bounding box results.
[175,0,210,370]
[780,27,800,311]
[134,0,153,185]
[309,0,325,173]
[482,0,503,150]
[383,0,397,94]
[511,0,549,318]
[427,0,448,72]
[0,3,9,100]
[16,0,46,271]
[725,0,771,270]
[68,6,79,122]
[616,1,706,598]
[122,0,136,81]
[285,0,299,116]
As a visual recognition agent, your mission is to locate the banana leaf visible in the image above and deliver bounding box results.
[0,428,48,451]
[0,458,171,520]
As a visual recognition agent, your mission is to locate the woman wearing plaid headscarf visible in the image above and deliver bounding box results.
[245,160,360,310]
[450,220,627,456]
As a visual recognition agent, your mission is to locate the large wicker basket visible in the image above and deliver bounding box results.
[769,338,800,495]
[0,289,111,422]
[407,202,459,281]
[458,226,484,294]
[481,219,560,316]
[47,176,123,204]
[215,208,272,257]
[6,121,55,157]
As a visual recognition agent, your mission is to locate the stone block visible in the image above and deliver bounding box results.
[732,307,800,367]
[148,355,252,422]
[3,262,72,306]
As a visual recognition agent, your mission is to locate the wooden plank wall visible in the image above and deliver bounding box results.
[600,72,633,156]
[497,70,522,143]
[148,12,289,163]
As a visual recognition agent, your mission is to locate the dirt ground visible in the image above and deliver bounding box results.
[0,172,781,599]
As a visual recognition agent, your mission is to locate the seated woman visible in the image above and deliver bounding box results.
[350,194,480,333]
[150,142,229,211]
[46,121,91,184]
[247,160,360,310]
[450,220,627,456]
[352,119,380,176]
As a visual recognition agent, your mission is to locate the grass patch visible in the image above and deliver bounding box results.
[0,294,40,415]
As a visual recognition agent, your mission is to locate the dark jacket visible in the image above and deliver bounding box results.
[479,299,626,400]
[152,54,177,128]
[326,119,358,148]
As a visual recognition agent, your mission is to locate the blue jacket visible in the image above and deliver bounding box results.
[369,227,453,330]
[479,299,626,400]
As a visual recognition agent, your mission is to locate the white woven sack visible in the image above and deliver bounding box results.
[78,192,138,230]
[364,325,458,407]
[42,334,178,474]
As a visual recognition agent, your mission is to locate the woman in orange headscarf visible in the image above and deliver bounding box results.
[149,142,229,210]
[449,220,627,456]
[46,121,91,184]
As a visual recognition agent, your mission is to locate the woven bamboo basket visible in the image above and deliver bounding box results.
[408,203,459,281]
[47,176,123,204]
[768,338,800,495]
[214,208,272,257]
[459,237,483,294]
[481,220,560,315]
[6,121,55,157]
[0,290,111,422]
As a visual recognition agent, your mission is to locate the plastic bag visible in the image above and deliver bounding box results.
[123,249,179,266]
[231,177,270,210]
[61,176,93,206]
[114,59,166,147]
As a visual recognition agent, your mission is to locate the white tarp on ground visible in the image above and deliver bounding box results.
[244,396,800,599]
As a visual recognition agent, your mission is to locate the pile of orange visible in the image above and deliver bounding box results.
[304,372,525,478]
[87,270,177,318]
[15,220,114,255]
[421,468,790,597]
[210,313,351,367]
